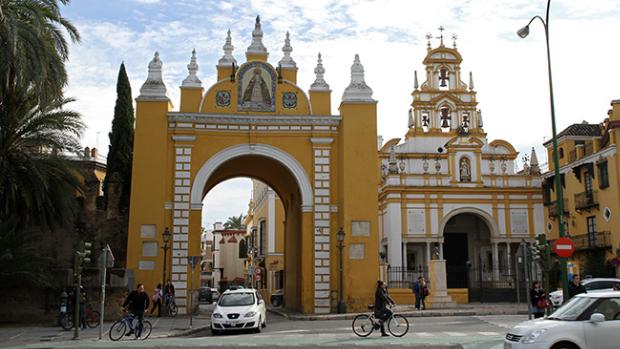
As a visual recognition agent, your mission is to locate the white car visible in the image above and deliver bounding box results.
[549,278,620,307]
[210,288,267,335]
[504,291,620,349]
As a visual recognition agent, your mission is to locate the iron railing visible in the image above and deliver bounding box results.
[386,266,429,289]
[573,231,611,250]
[575,190,598,210]
[547,198,569,217]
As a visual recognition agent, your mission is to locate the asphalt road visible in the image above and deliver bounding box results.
[0,303,526,349]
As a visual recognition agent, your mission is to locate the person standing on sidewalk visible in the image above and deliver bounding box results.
[530,281,546,318]
[122,283,150,337]
[150,283,162,316]
[413,276,427,310]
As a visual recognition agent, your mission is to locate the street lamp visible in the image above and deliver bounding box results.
[517,0,569,302]
[336,227,346,314]
[162,227,171,287]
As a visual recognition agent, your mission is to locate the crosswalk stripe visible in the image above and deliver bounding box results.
[443,332,467,336]
[478,332,500,336]
[415,332,435,337]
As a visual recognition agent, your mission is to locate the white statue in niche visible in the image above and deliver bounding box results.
[460,157,471,182]
[242,68,271,104]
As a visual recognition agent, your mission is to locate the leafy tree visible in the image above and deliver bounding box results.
[0,0,82,226]
[0,218,54,290]
[224,214,244,230]
[0,90,84,226]
[0,0,80,108]
[104,63,134,208]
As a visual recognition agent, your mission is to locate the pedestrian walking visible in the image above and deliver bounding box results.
[374,280,395,337]
[568,274,587,299]
[530,281,546,318]
[413,276,428,310]
[150,283,162,316]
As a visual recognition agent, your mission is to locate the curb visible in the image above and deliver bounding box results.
[268,308,528,321]
[165,324,211,337]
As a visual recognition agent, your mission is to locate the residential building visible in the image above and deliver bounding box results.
[542,101,620,278]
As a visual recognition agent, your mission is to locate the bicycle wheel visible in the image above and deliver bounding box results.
[168,302,178,317]
[352,314,374,337]
[109,320,127,341]
[86,310,100,328]
[388,314,409,337]
[59,313,73,331]
[139,320,152,340]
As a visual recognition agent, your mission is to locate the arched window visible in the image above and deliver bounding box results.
[559,148,564,159]
[238,238,247,259]
[440,107,451,129]
[438,67,450,90]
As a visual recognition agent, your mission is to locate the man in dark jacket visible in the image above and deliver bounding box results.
[122,283,150,337]
[374,280,395,337]
[568,274,587,299]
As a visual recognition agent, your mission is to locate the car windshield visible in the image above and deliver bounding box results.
[548,296,597,320]
[218,293,255,307]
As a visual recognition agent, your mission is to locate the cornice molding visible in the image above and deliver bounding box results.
[168,112,341,126]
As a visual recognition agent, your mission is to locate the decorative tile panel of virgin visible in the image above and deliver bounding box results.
[237,62,276,112]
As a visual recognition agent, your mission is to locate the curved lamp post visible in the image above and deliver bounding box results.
[517,0,569,303]
[162,227,171,286]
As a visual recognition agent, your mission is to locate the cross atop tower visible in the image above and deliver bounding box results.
[452,33,458,48]
[436,25,445,46]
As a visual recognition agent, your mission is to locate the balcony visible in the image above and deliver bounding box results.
[573,231,611,251]
[575,190,598,211]
[547,199,569,218]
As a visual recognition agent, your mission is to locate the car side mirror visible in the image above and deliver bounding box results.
[589,313,605,323]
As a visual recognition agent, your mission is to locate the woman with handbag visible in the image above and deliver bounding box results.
[530,281,547,318]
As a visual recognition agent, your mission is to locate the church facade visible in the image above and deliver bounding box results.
[378,35,545,303]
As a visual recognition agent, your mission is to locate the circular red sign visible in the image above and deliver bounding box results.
[553,237,575,258]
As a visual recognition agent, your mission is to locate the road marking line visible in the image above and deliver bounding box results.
[274,329,310,334]
[415,332,435,337]
[9,332,23,340]
[443,331,467,336]
[478,332,500,336]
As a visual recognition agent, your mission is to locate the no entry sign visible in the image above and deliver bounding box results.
[553,237,575,258]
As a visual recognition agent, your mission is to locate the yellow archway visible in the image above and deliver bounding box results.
[125,18,380,314]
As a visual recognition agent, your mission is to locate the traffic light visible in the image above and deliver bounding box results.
[74,240,93,274]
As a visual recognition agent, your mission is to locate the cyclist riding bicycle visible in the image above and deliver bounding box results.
[122,283,150,337]
[374,280,395,337]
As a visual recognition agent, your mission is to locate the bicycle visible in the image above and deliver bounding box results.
[352,305,409,337]
[59,304,100,330]
[109,309,152,341]
[162,294,178,317]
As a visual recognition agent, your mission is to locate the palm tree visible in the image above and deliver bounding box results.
[224,214,245,230]
[0,89,84,226]
[0,0,80,108]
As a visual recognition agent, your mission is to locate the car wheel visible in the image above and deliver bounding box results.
[551,342,579,349]
[262,317,266,328]
[255,316,262,333]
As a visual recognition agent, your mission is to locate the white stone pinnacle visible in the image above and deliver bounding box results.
[138,51,167,99]
[218,29,237,67]
[342,54,374,102]
[414,70,419,90]
[246,15,268,57]
[310,53,329,91]
[279,31,296,68]
[182,48,201,87]
[469,71,474,90]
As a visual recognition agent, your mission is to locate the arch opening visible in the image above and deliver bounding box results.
[195,152,309,312]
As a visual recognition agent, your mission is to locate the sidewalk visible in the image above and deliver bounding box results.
[0,314,211,348]
[268,302,529,320]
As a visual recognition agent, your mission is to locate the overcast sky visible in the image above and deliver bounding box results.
[62,0,620,227]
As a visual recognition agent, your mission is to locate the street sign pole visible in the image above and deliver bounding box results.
[98,249,106,340]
